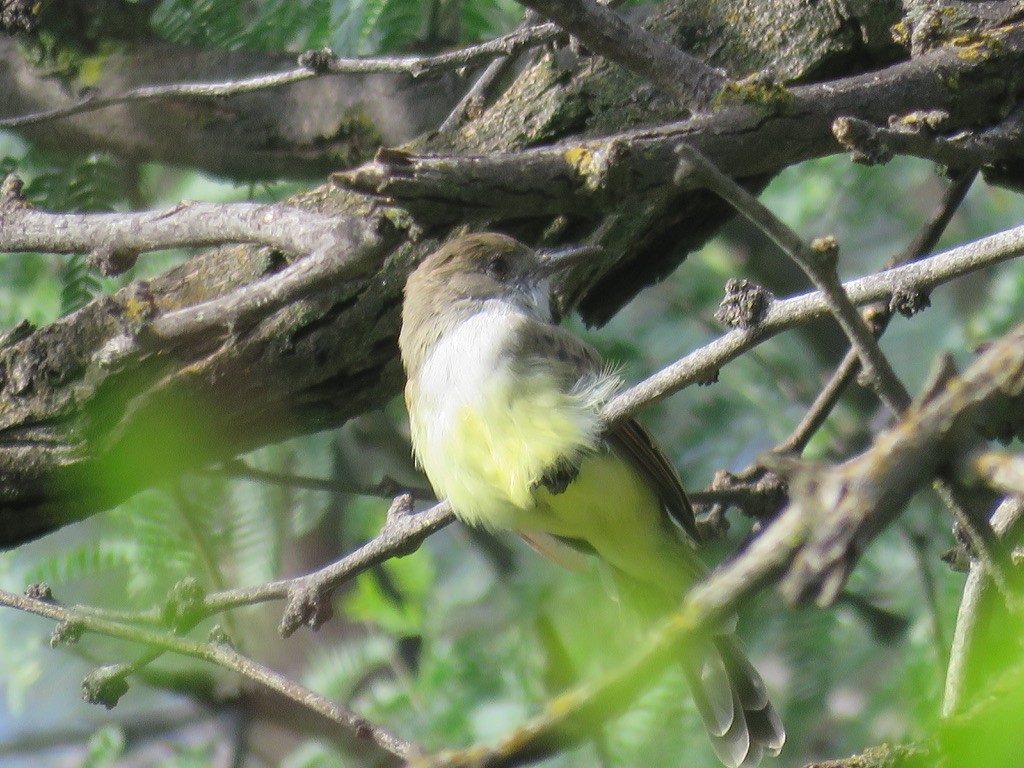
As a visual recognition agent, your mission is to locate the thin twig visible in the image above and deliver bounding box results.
[51,496,453,642]
[203,496,454,635]
[675,143,911,414]
[438,55,515,132]
[801,744,930,768]
[774,351,864,456]
[943,496,1024,716]
[208,458,435,501]
[0,588,418,761]
[0,24,562,129]
[516,0,727,110]
[774,169,977,456]
[903,526,949,675]
[932,481,1019,607]
[44,495,453,704]
[172,483,242,645]
[602,219,1024,425]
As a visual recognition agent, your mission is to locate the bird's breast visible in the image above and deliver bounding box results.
[407,309,614,530]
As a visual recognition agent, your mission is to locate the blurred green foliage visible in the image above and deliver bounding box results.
[2,1,1024,767]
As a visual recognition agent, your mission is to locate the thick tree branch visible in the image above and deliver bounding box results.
[145,221,395,343]
[516,0,727,109]
[0,175,366,275]
[335,23,1024,221]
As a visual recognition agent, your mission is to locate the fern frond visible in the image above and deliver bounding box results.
[151,0,245,48]
[305,633,393,695]
[23,540,138,589]
[58,253,103,315]
[226,479,282,586]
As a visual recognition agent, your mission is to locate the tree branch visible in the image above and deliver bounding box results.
[208,457,434,501]
[779,324,1024,606]
[0,175,367,275]
[0,23,562,130]
[943,495,1024,715]
[516,0,727,109]
[833,105,1024,170]
[773,169,977,456]
[0,587,418,761]
[602,221,1024,424]
[675,143,911,413]
[145,220,395,344]
[335,23,1024,219]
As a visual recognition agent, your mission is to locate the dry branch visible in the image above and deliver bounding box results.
[0,586,418,761]
[780,325,1024,606]
[0,22,562,130]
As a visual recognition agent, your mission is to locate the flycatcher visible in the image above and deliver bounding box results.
[399,232,784,767]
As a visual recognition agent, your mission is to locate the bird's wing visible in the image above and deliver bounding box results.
[605,418,700,543]
[510,318,700,543]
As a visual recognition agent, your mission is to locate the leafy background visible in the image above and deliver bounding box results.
[2,1,1024,766]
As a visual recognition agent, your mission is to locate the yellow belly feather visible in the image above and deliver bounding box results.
[411,369,691,593]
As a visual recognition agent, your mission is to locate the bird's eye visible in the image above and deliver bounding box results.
[485,256,509,278]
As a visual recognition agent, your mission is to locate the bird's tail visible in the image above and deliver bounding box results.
[608,562,784,766]
[682,634,785,768]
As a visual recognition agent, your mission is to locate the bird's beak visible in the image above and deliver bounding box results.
[535,244,602,278]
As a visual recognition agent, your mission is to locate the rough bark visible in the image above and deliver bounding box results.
[2,0,1024,548]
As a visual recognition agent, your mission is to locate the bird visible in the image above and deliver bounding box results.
[398,232,784,766]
